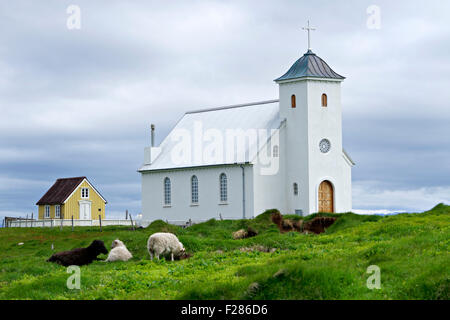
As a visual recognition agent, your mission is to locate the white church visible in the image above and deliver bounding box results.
[139,30,354,224]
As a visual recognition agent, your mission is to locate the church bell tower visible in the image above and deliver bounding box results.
[275,22,353,215]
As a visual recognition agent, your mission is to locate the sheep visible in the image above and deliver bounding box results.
[47,240,108,267]
[147,232,185,261]
[105,239,133,262]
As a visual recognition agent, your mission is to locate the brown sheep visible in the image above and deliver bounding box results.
[47,240,108,267]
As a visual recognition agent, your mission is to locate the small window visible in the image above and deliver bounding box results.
[321,94,328,107]
[291,94,296,108]
[220,173,228,202]
[293,183,299,196]
[164,177,171,205]
[55,205,61,218]
[81,188,89,198]
[273,145,279,158]
[191,175,199,204]
[44,205,50,218]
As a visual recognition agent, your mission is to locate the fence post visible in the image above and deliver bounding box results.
[51,219,53,228]
[129,214,135,231]
[60,213,64,231]
[99,215,102,232]
[71,215,74,232]
[31,212,34,228]
[26,214,28,228]
[126,210,128,220]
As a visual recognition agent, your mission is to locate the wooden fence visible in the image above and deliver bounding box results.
[6,218,136,228]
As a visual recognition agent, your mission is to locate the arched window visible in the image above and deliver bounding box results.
[321,94,328,107]
[273,145,279,158]
[293,183,298,196]
[291,95,296,108]
[191,175,198,204]
[164,177,171,205]
[220,173,227,202]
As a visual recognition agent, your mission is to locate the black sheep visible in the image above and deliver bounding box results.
[47,240,108,267]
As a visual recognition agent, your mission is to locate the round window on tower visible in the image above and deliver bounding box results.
[319,139,331,153]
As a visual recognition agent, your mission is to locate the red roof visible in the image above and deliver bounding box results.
[36,177,86,205]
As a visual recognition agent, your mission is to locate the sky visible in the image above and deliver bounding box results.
[0,0,449,220]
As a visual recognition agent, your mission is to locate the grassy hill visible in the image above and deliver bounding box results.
[0,204,448,300]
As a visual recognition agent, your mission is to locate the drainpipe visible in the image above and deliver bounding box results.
[240,164,246,219]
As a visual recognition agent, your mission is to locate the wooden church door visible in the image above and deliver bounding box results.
[318,180,334,213]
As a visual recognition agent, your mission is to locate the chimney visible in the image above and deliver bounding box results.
[151,124,155,147]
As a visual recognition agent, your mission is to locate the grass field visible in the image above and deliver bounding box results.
[0,204,448,300]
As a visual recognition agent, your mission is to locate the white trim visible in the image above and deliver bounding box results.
[342,149,355,166]
[275,77,344,84]
[55,205,61,218]
[63,178,107,204]
[44,205,50,219]
[81,187,89,199]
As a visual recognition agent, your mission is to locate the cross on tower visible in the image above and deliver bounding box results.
[302,20,316,50]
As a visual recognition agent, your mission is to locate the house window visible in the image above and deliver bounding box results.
[321,94,328,107]
[273,145,279,157]
[220,173,228,202]
[191,175,199,204]
[55,205,61,218]
[81,188,89,198]
[44,205,50,218]
[164,177,171,206]
[293,183,299,196]
[291,94,296,108]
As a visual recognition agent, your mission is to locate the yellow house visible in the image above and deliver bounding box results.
[36,177,107,220]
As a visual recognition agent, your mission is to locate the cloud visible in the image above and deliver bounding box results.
[353,181,450,212]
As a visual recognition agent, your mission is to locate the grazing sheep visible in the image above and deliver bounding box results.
[105,239,133,262]
[47,240,108,267]
[147,232,185,261]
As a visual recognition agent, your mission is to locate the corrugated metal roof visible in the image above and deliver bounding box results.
[36,177,86,205]
[275,50,345,82]
[139,100,282,172]
[36,177,107,205]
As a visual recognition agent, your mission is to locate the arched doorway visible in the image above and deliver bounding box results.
[318,180,334,213]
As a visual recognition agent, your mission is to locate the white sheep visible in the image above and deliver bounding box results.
[147,232,185,261]
[105,239,133,262]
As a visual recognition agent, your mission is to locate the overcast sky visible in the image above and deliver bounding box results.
[0,0,449,220]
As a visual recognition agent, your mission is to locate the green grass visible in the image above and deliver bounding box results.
[0,204,448,300]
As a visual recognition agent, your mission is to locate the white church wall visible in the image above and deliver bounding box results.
[141,164,254,225]
[252,127,288,216]
[278,80,311,215]
[305,80,352,213]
